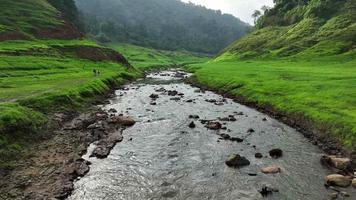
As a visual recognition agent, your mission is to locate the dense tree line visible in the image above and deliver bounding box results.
[74,0,250,54]
[47,0,83,29]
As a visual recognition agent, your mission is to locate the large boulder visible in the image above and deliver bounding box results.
[225,154,250,168]
[352,178,356,188]
[320,155,351,171]
[261,165,281,174]
[325,174,352,187]
[109,116,136,126]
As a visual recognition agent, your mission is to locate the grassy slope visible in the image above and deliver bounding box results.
[108,43,210,70]
[0,0,141,169]
[188,0,356,148]
[0,0,208,168]
[0,0,63,35]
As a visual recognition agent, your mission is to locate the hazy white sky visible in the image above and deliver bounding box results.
[181,0,274,24]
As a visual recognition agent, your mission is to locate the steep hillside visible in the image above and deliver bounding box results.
[218,0,356,60]
[0,0,82,41]
[75,0,250,54]
[188,0,356,149]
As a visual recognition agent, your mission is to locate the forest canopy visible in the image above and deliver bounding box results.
[75,0,250,54]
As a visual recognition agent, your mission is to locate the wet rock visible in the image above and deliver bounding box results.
[155,87,166,92]
[261,165,281,174]
[225,154,250,168]
[329,192,338,199]
[91,132,123,159]
[150,102,157,105]
[205,99,217,103]
[186,99,194,103]
[108,108,117,113]
[74,159,90,177]
[206,121,222,130]
[352,178,356,188]
[340,191,350,198]
[259,184,279,197]
[255,153,263,158]
[269,148,283,158]
[321,155,351,171]
[220,133,231,140]
[219,116,237,122]
[189,121,196,128]
[189,115,200,119]
[178,93,184,96]
[170,97,181,101]
[247,128,255,133]
[109,116,136,126]
[149,94,159,99]
[194,89,201,93]
[262,118,267,121]
[325,174,352,187]
[167,90,178,96]
[231,137,244,143]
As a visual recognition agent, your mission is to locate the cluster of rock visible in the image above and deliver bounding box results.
[321,155,356,195]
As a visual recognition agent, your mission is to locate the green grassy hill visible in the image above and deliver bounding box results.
[218,0,356,60]
[188,0,356,149]
[0,0,140,169]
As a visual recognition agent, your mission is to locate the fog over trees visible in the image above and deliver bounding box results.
[75,0,250,53]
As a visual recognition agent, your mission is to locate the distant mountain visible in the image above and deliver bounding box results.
[217,0,356,60]
[75,0,250,54]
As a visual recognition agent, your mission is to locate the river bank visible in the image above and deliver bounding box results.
[186,76,356,163]
[69,70,356,200]
[0,74,139,199]
[1,69,355,200]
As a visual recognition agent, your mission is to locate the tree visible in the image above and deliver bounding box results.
[252,10,262,25]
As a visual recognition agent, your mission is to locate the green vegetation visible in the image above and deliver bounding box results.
[0,0,63,35]
[220,0,356,59]
[76,0,250,54]
[0,39,140,168]
[108,43,210,69]
[190,0,356,149]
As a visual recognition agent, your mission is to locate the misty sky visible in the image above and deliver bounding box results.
[181,0,274,24]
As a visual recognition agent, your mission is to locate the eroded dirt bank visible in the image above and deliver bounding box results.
[0,93,136,199]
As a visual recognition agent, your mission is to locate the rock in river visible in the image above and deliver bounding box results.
[255,153,263,159]
[189,121,196,128]
[352,178,356,188]
[225,154,250,168]
[269,148,283,158]
[149,94,159,99]
[109,116,136,126]
[320,155,351,171]
[206,121,222,130]
[325,174,352,187]
[261,165,281,174]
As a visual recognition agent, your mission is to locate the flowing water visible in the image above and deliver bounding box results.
[69,70,354,200]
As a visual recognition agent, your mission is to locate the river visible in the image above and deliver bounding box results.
[68,70,353,200]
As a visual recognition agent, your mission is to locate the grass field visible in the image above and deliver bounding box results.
[0,39,209,169]
[187,57,356,148]
[108,43,210,69]
[0,39,141,169]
